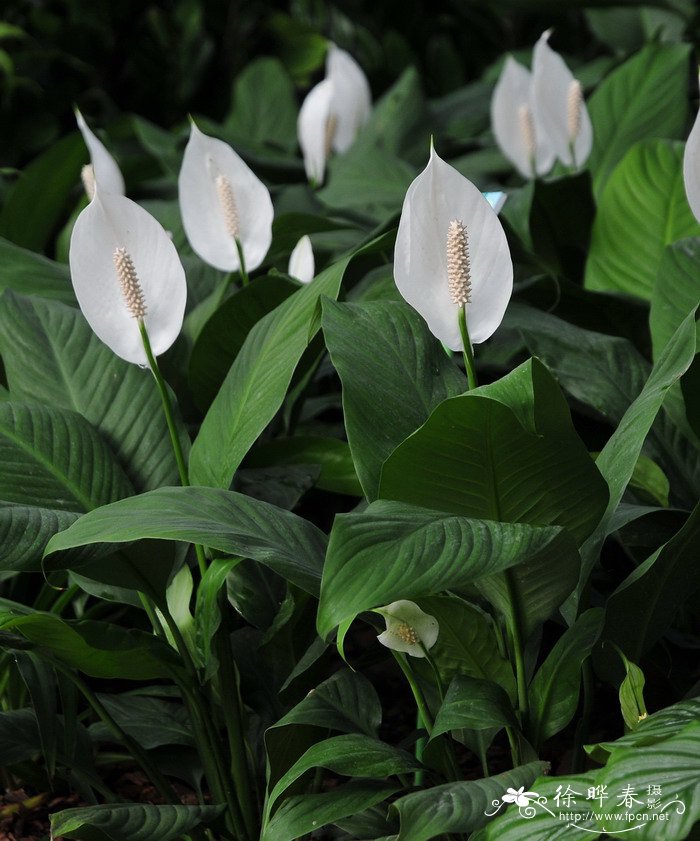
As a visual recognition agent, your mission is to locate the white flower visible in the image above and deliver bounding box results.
[532,30,592,168]
[178,121,274,273]
[69,188,187,366]
[297,43,372,185]
[288,235,315,284]
[375,600,439,658]
[683,80,700,223]
[75,108,125,198]
[491,55,555,179]
[394,147,513,350]
[503,786,539,807]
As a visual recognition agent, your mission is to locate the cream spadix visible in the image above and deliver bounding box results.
[178,122,274,273]
[375,600,439,658]
[69,189,186,366]
[683,80,700,224]
[491,56,555,178]
[394,148,513,350]
[75,108,125,198]
[288,235,315,284]
[532,30,592,168]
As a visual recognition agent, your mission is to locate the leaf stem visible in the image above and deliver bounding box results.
[235,239,249,286]
[458,305,477,390]
[504,571,529,725]
[138,320,207,578]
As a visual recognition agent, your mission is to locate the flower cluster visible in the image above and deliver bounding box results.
[491,30,592,178]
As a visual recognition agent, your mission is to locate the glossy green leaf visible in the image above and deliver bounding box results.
[0,402,133,512]
[322,298,466,499]
[189,239,376,488]
[0,133,86,250]
[392,761,548,841]
[0,292,184,491]
[587,43,690,197]
[567,309,697,618]
[0,613,178,680]
[90,694,194,749]
[379,388,607,547]
[0,239,74,302]
[188,276,296,410]
[317,499,576,639]
[246,436,362,496]
[601,503,700,671]
[618,657,647,731]
[261,781,399,841]
[51,804,224,841]
[528,609,603,748]
[0,708,41,765]
[650,238,700,359]
[0,503,79,571]
[268,734,420,817]
[417,596,516,702]
[432,675,517,738]
[585,140,700,299]
[45,486,326,596]
[223,57,298,153]
[16,652,58,776]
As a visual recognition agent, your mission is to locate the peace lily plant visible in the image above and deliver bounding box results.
[1,13,699,841]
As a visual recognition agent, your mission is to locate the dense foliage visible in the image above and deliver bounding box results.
[0,1,699,840]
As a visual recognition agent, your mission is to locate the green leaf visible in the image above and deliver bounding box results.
[0,238,74,302]
[246,436,362,497]
[392,761,548,841]
[318,145,415,223]
[528,609,603,748]
[16,652,58,776]
[261,781,399,841]
[322,298,466,499]
[379,386,607,547]
[587,43,690,198]
[51,804,225,841]
[269,669,382,738]
[0,402,133,511]
[587,696,700,761]
[432,675,518,738]
[0,503,79,571]
[567,309,697,618]
[188,276,296,410]
[510,304,700,506]
[0,708,41,765]
[223,57,298,153]
[267,734,420,817]
[618,657,647,731]
[0,613,178,680]
[0,292,184,491]
[601,503,700,671]
[0,132,86,251]
[317,499,576,639]
[585,140,700,299]
[45,486,326,596]
[650,238,700,359]
[90,694,194,749]
[189,243,366,488]
[417,596,516,702]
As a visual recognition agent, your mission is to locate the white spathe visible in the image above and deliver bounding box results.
[376,600,439,658]
[532,30,593,168]
[394,148,513,350]
[683,88,700,224]
[297,43,372,185]
[288,235,315,284]
[69,188,187,366]
[298,78,335,185]
[491,55,555,179]
[178,122,274,272]
[75,108,125,196]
